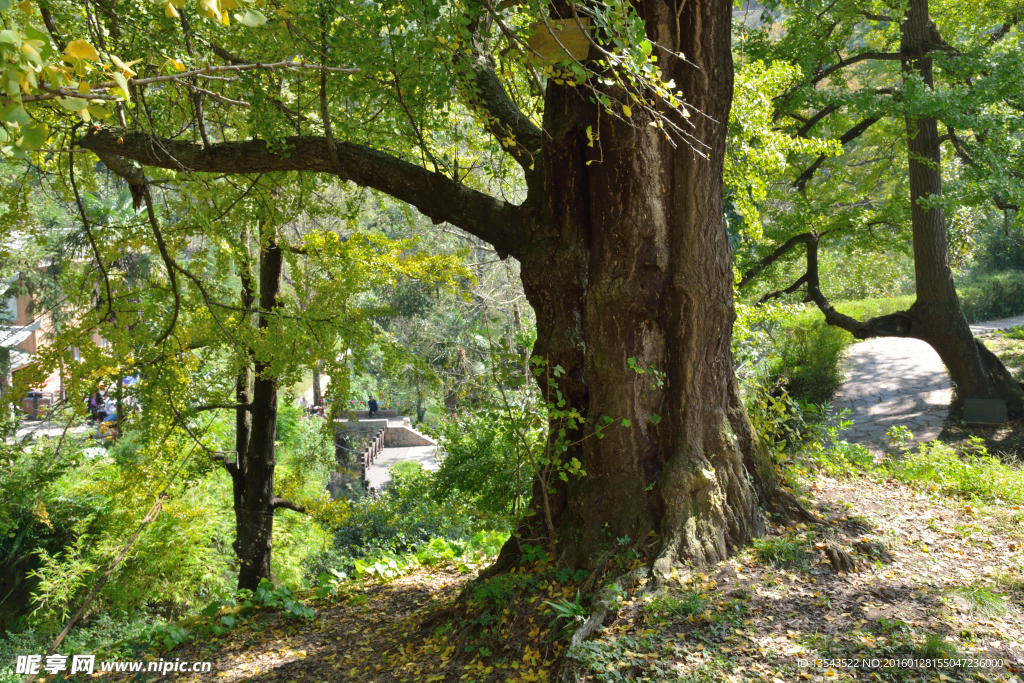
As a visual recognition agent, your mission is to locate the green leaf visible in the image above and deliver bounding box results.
[234,9,267,26]
[57,97,89,112]
[112,72,131,102]
[621,418,631,427]
[87,105,111,119]
[0,103,29,125]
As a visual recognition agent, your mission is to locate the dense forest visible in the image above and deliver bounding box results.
[1,0,1023,681]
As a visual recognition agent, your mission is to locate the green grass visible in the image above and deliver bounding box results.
[751,537,810,569]
[887,439,1024,505]
[390,460,424,478]
[916,633,960,659]
[948,585,1010,617]
[644,589,708,622]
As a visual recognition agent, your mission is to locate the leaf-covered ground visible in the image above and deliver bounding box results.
[88,472,1024,683]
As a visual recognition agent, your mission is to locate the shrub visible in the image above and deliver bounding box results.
[424,411,533,520]
[306,460,496,580]
[736,295,913,404]
[958,271,1024,322]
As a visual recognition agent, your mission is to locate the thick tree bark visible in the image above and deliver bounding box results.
[234,226,284,590]
[500,0,800,576]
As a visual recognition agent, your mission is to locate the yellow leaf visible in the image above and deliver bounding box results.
[110,55,141,76]
[65,40,99,61]
[622,104,632,117]
[164,1,179,17]
[200,0,221,19]
[18,0,32,14]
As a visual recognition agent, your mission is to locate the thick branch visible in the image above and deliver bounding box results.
[738,232,817,288]
[270,496,307,513]
[78,126,526,257]
[795,104,838,137]
[750,231,915,339]
[465,5,543,173]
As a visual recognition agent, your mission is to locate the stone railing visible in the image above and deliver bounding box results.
[359,425,386,489]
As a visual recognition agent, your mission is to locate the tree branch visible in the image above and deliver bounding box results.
[811,52,905,85]
[270,496,307,513]
[465,2,543,174]
[78,126,527,258]
[195,403,253,412]
[792,117,879,192]
[738,232,818,288]
[747,231,915,339]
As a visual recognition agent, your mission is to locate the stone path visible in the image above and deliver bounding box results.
[832,314,1024,450]
[365,445,438,491]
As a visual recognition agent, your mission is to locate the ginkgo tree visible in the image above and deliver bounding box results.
[1,0,827,605]
[734,0,1024,412]
[14,164,469,592]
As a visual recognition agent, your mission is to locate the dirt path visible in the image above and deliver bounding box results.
[832,314,1024,450]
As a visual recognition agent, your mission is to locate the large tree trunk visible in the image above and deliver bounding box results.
[234,227,284,590]
[899,0,1024,411]
[501,0,799,576]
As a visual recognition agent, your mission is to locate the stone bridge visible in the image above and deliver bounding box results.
[332,412,438,493]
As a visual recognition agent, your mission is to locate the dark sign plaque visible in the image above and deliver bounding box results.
[963,398,1007,426]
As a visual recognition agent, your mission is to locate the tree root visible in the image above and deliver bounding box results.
[761,485,823,527]
[556,567,650,683]
[853,539,895,563]
[824,542,858,573]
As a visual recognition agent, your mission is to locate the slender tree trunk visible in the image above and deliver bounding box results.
[230,229,255,584]
[312,362,322,408]
[235,226,284,590]
[492,0,800,576]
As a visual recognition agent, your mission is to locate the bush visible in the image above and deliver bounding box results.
[974,225,1024,273]
[307,461,497,580]
[766,321,847,403]
[424,412,532,520]
[958,272,1024,322]
[736,296,913,404]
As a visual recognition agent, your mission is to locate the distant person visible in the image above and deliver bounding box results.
[368,396,378,418]
[298,395,309,412]
[88,390,103,423]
